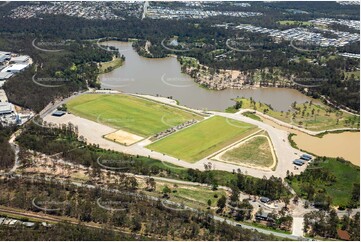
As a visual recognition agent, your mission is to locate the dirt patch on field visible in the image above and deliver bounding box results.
[104,130,144,146]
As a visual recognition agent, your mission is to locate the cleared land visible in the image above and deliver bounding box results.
[67,94,203,137]
[104,130,143,146]
[152,183,227,209]
[235,98,359,131]
[219,133,275,169]
[147,116,259,162]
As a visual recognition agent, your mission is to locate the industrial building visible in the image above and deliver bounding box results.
[10,55,30,63]
[0,51,11,63]
[0,63,29,73]
[0,72,13,80]
[0,102,13,115]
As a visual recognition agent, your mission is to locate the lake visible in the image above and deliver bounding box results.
[99,41,314,112]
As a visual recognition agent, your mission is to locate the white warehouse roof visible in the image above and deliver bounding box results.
[1,63,29,73]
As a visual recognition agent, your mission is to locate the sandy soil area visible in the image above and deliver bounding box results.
[104,130,144,146]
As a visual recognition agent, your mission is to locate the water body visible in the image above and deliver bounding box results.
[99,41,314,112]
[262,118,360,166]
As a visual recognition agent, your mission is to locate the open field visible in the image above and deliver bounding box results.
[149,182,227,209]
[67,94,203,137]
[344,70,360,79]
[218,133,275,169]
[235,98,359,131]
[287,158,360,207]
[147,116,259,162]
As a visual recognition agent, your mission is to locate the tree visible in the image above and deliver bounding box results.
[207,199,212,208]
[217,195,227,211]
[162,185,171,194]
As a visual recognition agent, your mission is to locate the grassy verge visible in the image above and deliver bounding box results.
[242,111,263,122]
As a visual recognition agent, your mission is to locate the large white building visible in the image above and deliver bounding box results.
[10,55,30,64]
[0,63,29,73]
[0,72,13,80]
[0,52,11,63]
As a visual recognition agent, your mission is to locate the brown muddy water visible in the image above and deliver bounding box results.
[99,41,314,112]
[262,118,360,166]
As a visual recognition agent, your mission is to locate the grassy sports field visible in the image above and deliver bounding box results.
[67,94,203,137]
[147,116,259,162]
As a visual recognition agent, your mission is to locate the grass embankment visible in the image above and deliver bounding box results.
[67,94,203,137]
[286,157,360,207]
[147,116,259,162]
[234,98,359,131]
[242,111,263,122]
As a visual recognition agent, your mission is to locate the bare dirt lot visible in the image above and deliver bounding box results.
[104,130,144,146]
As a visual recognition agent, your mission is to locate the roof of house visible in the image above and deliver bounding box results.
[337,229,351,241]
